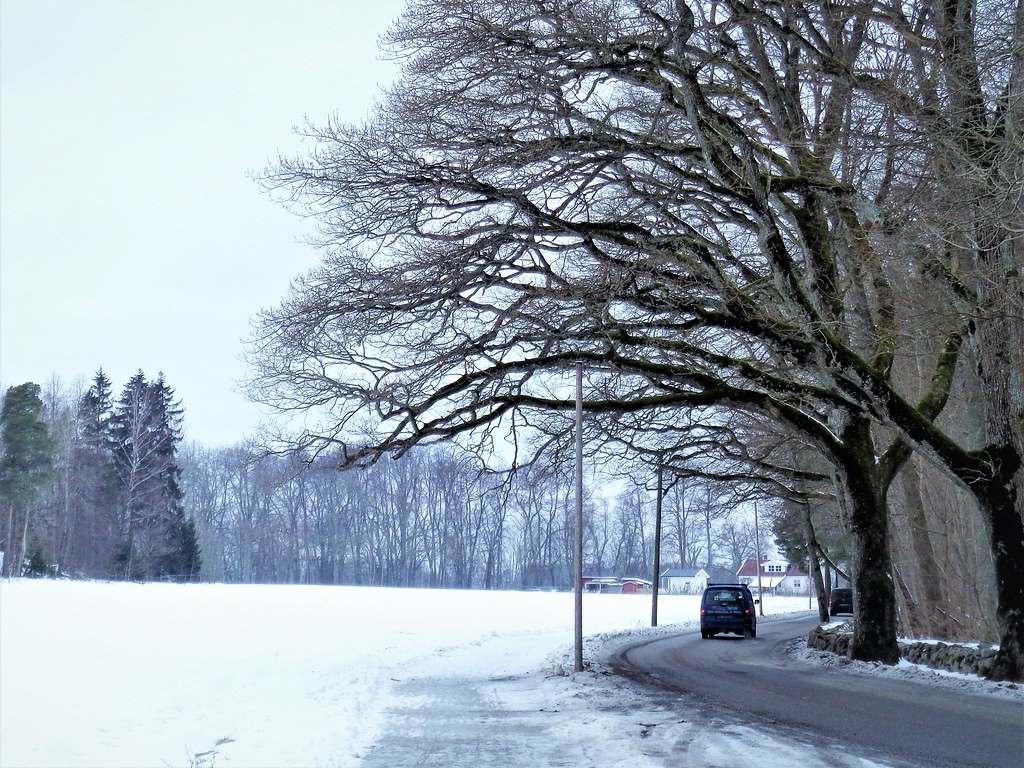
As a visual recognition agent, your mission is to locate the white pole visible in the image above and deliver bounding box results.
[652,461,664,627]
[754,500,764,617]
[574,361,584,672]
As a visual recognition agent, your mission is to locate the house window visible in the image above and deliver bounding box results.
[793,580,801,589]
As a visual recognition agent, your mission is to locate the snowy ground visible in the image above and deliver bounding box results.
[0,580,1018,768]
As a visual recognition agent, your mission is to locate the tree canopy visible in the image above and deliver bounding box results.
[0,382,56,576]
[252,0,1023,679]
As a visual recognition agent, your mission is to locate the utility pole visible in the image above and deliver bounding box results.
[651,460,664,627]
[754,500,765,617]
[808,552,813,609]
[574,361,584,672]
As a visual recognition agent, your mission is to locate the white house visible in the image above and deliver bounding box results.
[659,567,710,594]
[736,558,809,595]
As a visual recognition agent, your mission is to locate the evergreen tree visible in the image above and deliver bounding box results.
[160,516,202,582]
[149,374,199,581]
[109,371,198,580]
[72,370,120,577]
[0,383,56,576]
[24,541,54,577]
[80,370,114,449]
[110,372,150,578]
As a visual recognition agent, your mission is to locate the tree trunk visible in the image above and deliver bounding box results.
[2,501,13,578]
[900,459,950,637]
[971,466,1024,681]
[837,419,900,664]
[801,502,830,622]
[931,0,1024,682]
[19,504,31,578]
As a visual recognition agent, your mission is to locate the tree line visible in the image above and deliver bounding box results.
[0,373,760,587]
[0,371,199,581]
[0,370,1003,652]
[181,439,760,589]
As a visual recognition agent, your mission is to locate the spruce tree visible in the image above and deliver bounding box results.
[73,370,120,577]
[0,383,56,577]
[149,373,199,581]
[161,516,202,582]
[110,371,153,578]
[109,372,198,580]
[80,370,114,448]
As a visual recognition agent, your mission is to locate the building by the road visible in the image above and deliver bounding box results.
[582,576,653,594]
[737,558,809,595]
[659,567,710,594]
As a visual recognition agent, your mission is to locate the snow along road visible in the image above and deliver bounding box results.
[610,613,1024,768]
[358,623,900,768]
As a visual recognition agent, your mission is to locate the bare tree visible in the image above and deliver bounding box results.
[663,477,703,569]
[717,518,758,576]
[251,0,1023,678]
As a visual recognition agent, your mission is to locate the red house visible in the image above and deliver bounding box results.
[582,576,652,594]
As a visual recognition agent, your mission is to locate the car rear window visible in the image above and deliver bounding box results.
[708,589,744,604]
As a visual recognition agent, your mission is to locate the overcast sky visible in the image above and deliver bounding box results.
[1,0,406,446]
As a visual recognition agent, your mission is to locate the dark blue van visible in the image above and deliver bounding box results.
[829,587,854,616]
[700,583,758,638]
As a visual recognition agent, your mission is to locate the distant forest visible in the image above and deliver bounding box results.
[0,372,765,589]
[1,369,1001,647]
[1,372,199,582]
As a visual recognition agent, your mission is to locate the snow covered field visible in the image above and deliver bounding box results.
[0,580,1013,768]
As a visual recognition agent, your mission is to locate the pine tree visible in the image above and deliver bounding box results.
[0,383,56,577]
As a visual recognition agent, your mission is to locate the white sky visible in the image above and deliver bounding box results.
[0,0,406,446]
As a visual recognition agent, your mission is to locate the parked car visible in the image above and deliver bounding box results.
[829,587,854,616]
[700,583,758,638]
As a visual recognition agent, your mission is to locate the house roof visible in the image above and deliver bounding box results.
[737,558,807,578]
[660,567,708,578]
[743,575,787,589]
[706,566,737,583]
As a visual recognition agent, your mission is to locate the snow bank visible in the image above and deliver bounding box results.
[5,579,1009,768]
[2,579,762,767]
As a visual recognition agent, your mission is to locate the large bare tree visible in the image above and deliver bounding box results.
[251,0,1023,679]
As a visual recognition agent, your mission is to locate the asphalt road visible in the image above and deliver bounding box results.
[609,613,1024,768]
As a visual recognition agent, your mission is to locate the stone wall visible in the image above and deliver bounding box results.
[806,624,998,677]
